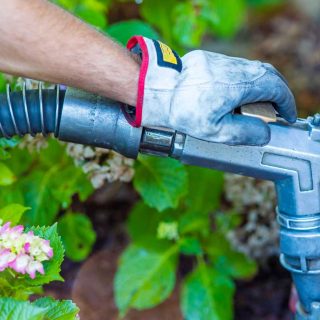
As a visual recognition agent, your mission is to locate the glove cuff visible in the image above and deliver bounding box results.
[126,36,182,128]
[126,36,149,127]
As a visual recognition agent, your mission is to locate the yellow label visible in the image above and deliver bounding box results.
[159,42,177,65]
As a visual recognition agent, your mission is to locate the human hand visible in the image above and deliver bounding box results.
[126,36,296,146]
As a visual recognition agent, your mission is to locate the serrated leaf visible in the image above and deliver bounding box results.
[107,20,159,45]
[0,162,15,186]
[0,298,46,320]
[115,244,178,316]
[23,224,64,286]
[33,297,79,320]
[181,263,235,320]
[134,155,188,211]
[58,212,96,262]
[0,204,30,225]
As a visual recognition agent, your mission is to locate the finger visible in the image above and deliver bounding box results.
[241,71,297,123]
[215,114,271,146]
[262,62,289,86]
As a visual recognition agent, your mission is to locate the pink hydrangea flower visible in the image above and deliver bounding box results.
[0,222,53,279]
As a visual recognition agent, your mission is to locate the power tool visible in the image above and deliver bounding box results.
[1,83,320,320]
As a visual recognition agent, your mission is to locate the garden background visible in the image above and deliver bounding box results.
[0,0,319,319]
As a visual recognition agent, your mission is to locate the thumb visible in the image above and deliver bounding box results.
[219,114,271,146]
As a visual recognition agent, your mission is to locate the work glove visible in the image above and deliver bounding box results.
[126,36,296,146]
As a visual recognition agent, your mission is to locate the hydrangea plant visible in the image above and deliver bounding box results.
[0,221,53,279]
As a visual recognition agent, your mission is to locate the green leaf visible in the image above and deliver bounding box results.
[15,138,93,226]
[178,211,210,236]
[51,165,94,209]
[115,244,178,316]
[185,166,223,213]
[134,155,188,211]
[21,170,60,226]
[58,212,96,262]
[204,0,247,38]
[206,233,257,279]
[107,20,159,46]
[214,252,257,279]
[246,0,284,8]
[75,6,107,28]
[0,73,6,93]
[173,2,207,47]
[3,145,34,176]
[215,211,242,233]
[0,298,46,320]
[140,0,178,45]
[0,137,20,160]
[181,262,235,320]
[0,204,30,225]
[0,184,25,208]
[23,224,64,286]
[0,162,15,186]
[180,237,202,255]
[33,297,79,320]
[0,269,43,299]
[127,202,159,244]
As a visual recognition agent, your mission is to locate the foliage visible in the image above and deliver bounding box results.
[0,209,79,319]
[0,139,95,260]
[106,20,159,45]
[133,155,188,211]
[58,212,96,262]
[0,297,79,320]
[115,158,257,319]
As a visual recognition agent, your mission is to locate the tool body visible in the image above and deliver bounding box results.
[1,86,320,319]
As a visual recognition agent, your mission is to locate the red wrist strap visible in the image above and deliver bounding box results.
[126,36,149,127]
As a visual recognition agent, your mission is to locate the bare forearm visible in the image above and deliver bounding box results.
[0,0,139,105]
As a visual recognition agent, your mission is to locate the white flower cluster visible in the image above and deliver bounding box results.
[66,144,134,189]
[19,134,49,152]
[224,173,278,264]
[0,221,53,279]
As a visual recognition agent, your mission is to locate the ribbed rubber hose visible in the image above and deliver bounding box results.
[0,83,65,138]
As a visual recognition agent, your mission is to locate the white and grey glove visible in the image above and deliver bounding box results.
[126,36,296,146]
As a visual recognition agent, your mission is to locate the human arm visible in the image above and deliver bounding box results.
[0,0,139,106]
[0,1,296,146]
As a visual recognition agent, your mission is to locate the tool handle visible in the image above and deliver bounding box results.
[239,102,277,123]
